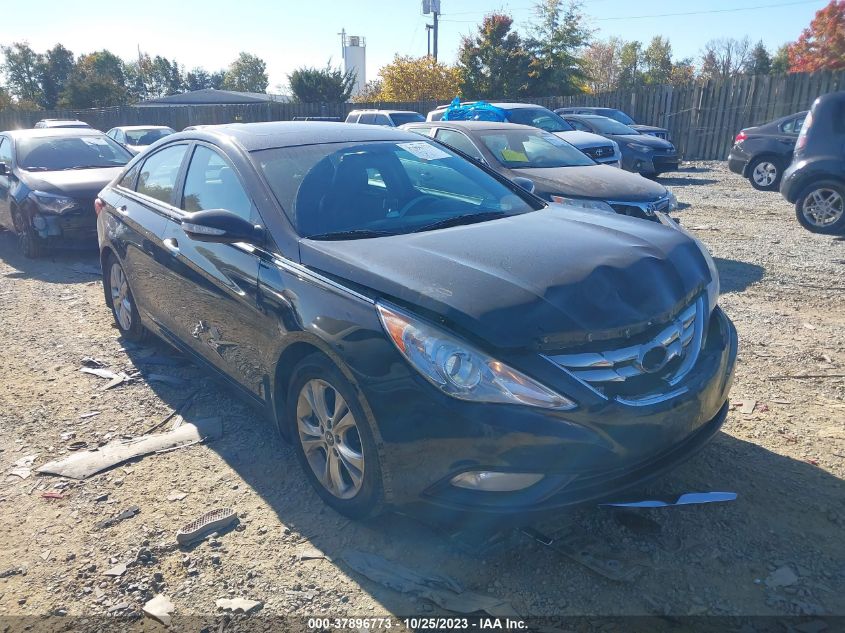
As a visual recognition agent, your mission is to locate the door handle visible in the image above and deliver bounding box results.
[163,237,180,255]
[117,205,128,215]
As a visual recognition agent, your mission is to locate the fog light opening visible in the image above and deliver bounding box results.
[450,471,543,492]
[32,215,47,231]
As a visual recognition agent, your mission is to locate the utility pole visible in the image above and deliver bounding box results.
[422,0,440,60]
[425,24,433,57]
[432,7,438,61]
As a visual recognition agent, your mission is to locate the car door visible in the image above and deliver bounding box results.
[0,137,13,230]
[158,143,267,395]
[778,114,806,150]
[433,128,486,164]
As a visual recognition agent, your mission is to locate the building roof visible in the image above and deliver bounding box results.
[136,89,288,107]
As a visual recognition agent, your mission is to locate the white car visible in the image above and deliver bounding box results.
[106,125,176,155]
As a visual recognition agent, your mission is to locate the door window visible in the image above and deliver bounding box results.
[182,146,252,220]
[568,119,591,132]
[0,138,11,165]
[435,129,484,161]
[782,115,806,134]
[359,113,377,125]
[136,144,188,204]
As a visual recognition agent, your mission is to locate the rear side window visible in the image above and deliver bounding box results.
[374,114,391,126]
[345,113,359,123]
[782,115,806,134]
[136,144,188,204]
[0,138,11,165]
[119,162,141,189]
[435,129,484,161]
[182,146,252,220]
[359,113,377,125]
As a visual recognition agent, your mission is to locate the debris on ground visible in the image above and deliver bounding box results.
[167,491,187,502]
[143,594,174,626]
[176,507,238,545]
[36,417,222,479]
[40,491,64,500]
[600,492,737,508]
[296,545,326,561]
[8,454,38,480]
[766,565,799,588]
[95,506,140,530]
[215,597,263,614]
[103,562,127,577]
[79,366,132,390]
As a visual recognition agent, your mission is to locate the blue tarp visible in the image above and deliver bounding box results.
[441,98,509,122]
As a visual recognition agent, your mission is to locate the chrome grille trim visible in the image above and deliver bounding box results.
[608,194,672,218]
[543,297,706,405]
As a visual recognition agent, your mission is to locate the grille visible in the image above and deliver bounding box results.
[583,145,614,159]
[545,296,705,403]
[645,131,668,140]
[608,195,671,222]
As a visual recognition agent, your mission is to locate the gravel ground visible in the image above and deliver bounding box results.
[0,161,842,630]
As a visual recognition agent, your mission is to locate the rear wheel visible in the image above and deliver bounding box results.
[287,353,384,519]
[104,255,146,341]
[748,156,782,191]
[11,208,45,258]
[795,181,845,234]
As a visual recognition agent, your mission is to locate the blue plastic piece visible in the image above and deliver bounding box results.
[442,100,509,122]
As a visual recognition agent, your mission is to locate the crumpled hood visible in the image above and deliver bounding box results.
[612,134,674,150]
[21,167,124,201]
[552,130,615,149]
[513,164,667,202]
[299,207,711,350]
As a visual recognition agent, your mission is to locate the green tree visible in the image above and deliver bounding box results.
[747,41,772,75]
[59,51,128,108]
[288,63,355,102]
[37,44,75,109]
[618,41,642,90]
[150,56,184,96]
[457,13,533,98]
[670,58,695,85]
[526,0,590,94]
[223,52,268,93]
[642,36,673,85]
[0,86,11,109]
[771,44,791,73]
[582,37,624,93]
[1,42,43,104]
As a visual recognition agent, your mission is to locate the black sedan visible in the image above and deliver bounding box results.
[555,107,670,140]
[0,128,132,256]
[562,114,680,177]
[96,122,736,520]
[402,120,677,222]
[728,111,807,191]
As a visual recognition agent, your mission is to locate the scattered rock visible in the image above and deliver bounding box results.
[103,563,127,577]
[766,565,799,589]
[215,597,263,614]
[143,594,175,626]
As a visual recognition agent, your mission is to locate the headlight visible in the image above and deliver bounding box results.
[657,212,720,309]
[550,196,615,213]
[628,143,653,153]
[28,191,77,214]
[377,303,576,410]
[666,191,678,211]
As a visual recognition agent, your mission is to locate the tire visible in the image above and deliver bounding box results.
[747,156,782,191]
[794,180,845,234]
[11,207,45,258]
[286,353,384,519]
[104,254,146,341]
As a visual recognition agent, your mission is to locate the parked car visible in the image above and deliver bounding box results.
[292,116,342,122]
[555,107,670,140]
[0,128,132,256]
[97,121,735,520]
[34,119,92,129]
[402,120,676,222]
[781,92,845,234]
[345,110,425,127]
[562,114,679,177]
[727,111,807,191]
[106,125,176,154]
[427,102,621,167]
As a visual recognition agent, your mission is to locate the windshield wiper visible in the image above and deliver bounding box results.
[306,229,398,241]
[411,211,506,233]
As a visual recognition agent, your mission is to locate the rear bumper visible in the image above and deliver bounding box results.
[727,147,750,176]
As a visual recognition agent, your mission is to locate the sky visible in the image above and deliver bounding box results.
[0,0,831,93]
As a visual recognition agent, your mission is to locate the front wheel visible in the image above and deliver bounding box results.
[12,208,45,258]
[104,255,146,341]
[748,157,782,191]
[794,181,845,234]
[287,353,384,519]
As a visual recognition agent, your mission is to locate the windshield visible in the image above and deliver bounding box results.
[255,140,541,239]
[389,113,425,126]
[477,130,595,169]
[124,128,174,146]
[588,117,639,135]
[17,135,132,171]
[605,110,635,125]
[505,108,574,132]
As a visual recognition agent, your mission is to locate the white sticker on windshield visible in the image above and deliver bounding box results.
[398,141,451,161]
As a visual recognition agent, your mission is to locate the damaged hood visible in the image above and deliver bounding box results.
[512,164,667,202]
[299,207,712,349]
[21,167,125,200]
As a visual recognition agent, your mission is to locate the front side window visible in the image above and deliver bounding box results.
[435,129,484,161]
[136,144,188,204]
[505,108,574,133]
[16,135,132,171]
[588,118,639,135]
[389,112,425,126]
[0,138,12,165]
[255,140,541,239]
[477,130,595,169]
[607,110,636,125]
[359,114,377,125]
[125,128,174,146]
[182,146,252,220]
[567,118,591,132]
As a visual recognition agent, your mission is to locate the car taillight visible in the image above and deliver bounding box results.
[734,131,748,143]
[94,198,105,215]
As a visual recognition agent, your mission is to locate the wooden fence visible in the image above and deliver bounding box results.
[2,71,843,160]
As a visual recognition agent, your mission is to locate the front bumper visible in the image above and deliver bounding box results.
[26,199,98,248]
[363,306,737,517]
[621,150,680,175]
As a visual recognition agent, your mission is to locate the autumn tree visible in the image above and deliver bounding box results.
[351,79,384,103]
[372,55,460,101]
[457,13,533,98]
[582,37,624,93]
[617,41,643,90]
[788,0,845,72]
[669,58,695,85]
[288,63,355,103]
[223,52,268,93]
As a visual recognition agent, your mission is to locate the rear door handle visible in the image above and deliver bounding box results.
[163,237,180,255]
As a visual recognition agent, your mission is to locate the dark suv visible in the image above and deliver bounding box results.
[728,111,807,191]
[780,92,845,234]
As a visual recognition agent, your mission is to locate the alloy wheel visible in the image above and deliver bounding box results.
[109,262,133,331]
[752,161,777,187]
[801,188,844,228]
[296,378,365,499]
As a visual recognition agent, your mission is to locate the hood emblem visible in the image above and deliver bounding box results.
[637,343,671,373]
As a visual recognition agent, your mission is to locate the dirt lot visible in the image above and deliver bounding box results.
[0,161,843,629]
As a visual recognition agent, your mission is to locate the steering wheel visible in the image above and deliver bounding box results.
[397,195,439,217]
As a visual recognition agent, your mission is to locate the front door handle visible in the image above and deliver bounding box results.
[163,237,180,255]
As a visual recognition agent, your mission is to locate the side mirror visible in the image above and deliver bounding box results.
[0,162,8,176]
[181,209,264,245]
[511,176,535,194]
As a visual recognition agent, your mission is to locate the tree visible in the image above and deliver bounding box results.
[288,63,355,102]
[351,79,384,103]
[59,51,128,108]
[185,67,225,91]
[746,41,772,75]
[699,37,752,79]
[1,42,43,104]
[526,0,591,95]
[223,52,268,93]
[373,55,460,101]
[457,13,533,98]
[642,36,673,85]
[617,41,643,90]
[582,37,624,93]
[771,44,791,73]
[38,44,75,109]
[788,0,845,72]
[0,86,11,109]
[669,58,695,85]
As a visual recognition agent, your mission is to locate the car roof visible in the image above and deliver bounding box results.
[407,121,539,132]
[562,114,608,120]
[349,109,420,115]
[174,121,425,151]
[2,128,105,139]
[113,125,173,131]
[432,102,546,111]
